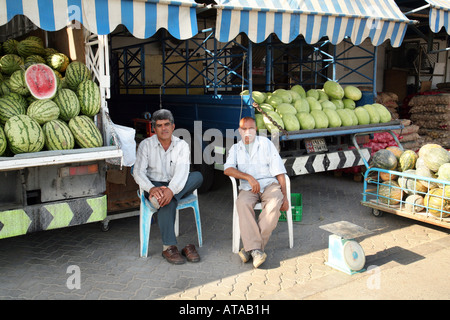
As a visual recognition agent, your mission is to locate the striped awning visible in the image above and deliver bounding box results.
[0,0,199,39]
[426,0,450,34]
[214,0,410,47]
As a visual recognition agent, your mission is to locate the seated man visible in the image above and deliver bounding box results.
[133,109,203,264]
[224,117,289,268]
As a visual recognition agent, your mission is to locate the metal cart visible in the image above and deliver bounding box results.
[352,131,450,230]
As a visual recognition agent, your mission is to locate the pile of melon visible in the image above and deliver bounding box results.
[369,143,450,218]
[245,81,393,134]
[0,36,103,156]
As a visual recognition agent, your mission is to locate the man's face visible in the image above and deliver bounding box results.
[239,119,257,144]
[154,119,175,141]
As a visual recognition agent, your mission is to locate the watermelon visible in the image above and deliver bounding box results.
[343,98,356,109]
[306,97,322,111]
[321,100,336,110]
[336,109,353,126]
[288,90,301,102]
[25,55,46,67]
[399,150,418,172]
[422,146,450,172]
[255,114,265,131]
[296,112,315,130]
[65,61,92,91]
[291,85,306,98]
[9,70,30,96]
[371,149,398,170]
[263,111,284,130]
[256,103,274,113]
[378,181,403,205]
[294,98,310,113]
[0,54,24,75]
[25,36,44,47]
[43,119,75,150]
[344,86,362,101]
[4,114,45,154]
[0,98,26,124]
[281,113,300,131]
[266,95,283,108]
[17,39,46,58]
[27,99,60,125]
[372,103,392,123]
[318,90,328,101]
[323,80,344,100]
[362,104,380,123]
[310,110,328,129]
[25,64,58,99]
[331,99,344,109]
[46,53,70,72]
[77,80,101,116]
[323,108,342,128]
[276,103,296,115]
[53,88,80,121]
[69,115,103,148]
[424,187,450,218]
[306,89,320,100]
[0,125,6,156]
[2,39,19,55]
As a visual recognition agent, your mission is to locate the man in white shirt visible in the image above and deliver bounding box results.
[133,109,203,264]
[224,117,289,268]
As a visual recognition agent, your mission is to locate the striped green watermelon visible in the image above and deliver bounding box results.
[2,39,19,55]
[77,80,101,116]
[25,54,46,67]
[53,88,80,121]
[3,92,28,109]
[0,125,7,156]
[0,54,24,75]
[4,114,45,154]
[25,64,58,100]
[0,81,10,96]
[0,98,26,124]
[69,115,103,148]
[25,36,44,47]
[65,61,91,91]
[17,39,46,58]
[9,70,30,96]
[43,119,74,150]
[27,99,60,125]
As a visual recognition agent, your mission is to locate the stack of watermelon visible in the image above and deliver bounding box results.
[246,81,393,134]
[0,36,103,156]
[369,144,450,217]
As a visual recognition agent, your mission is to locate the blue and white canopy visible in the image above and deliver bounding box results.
[214,0,410,47]
[0,0,199,39]
[426,0,450,34]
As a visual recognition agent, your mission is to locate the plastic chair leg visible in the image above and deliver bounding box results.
[140,199,156,258]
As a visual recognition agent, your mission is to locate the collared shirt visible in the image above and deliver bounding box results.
[132,134,190,195]
[224,136,286,192]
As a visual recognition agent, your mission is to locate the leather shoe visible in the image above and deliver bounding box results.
[162,245,185,264]
[181,244,200,262]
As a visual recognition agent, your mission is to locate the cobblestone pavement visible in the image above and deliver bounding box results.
[0,172,449,300]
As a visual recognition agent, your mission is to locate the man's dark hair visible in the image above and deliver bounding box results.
[152,109,174,128]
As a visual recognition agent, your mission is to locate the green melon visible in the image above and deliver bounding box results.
[306,89,320,100]
[263,111,284,131]
[437,163,450,181]
[354,107,370,125]
[77,80,101,116]
[372,103,392,123]
[65,61,92,91]
[46,53,70,72]
[323,108,341,128]
[53,88,80,121]
[336,108,353,126]
[0,54,24,75]
[0,98,26,125]
[296,112,315,130]
[310,110,328,129]
[16,39,46,58]
[291,85,306,98]
[69,115,103,148]
[294,98,310,113]
[0,125,6,156]
[4,114,45,154]
[363,104,380,124]
[27,99,60,125]
[2,39,19,55]
[8,70,30,96]
[276,103,296,115]
[255,114,265,131]
[43,119,75,150]
[344,86,362,101]
[323,80,344,100]
[306,97,322,111]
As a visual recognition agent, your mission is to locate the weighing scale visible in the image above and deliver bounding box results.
[320,221,373,275]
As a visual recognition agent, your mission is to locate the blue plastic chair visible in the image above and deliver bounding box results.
[139,188,202,258]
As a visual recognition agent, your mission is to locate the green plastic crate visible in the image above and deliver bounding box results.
[280,193,302,222]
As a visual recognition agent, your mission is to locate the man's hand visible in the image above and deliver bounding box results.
[280,196,289,212]
[149,186,174,207]
[247,175,261,194]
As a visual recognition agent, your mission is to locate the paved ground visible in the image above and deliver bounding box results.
[0,171,449,301]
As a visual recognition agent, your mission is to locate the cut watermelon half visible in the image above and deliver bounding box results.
[25,63,58,100]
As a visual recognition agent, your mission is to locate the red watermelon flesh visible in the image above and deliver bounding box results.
[25,64,58,99]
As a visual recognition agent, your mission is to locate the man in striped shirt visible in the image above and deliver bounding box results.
[133,109,203,264]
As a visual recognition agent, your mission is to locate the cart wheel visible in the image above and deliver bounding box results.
[101,221,110,232]
[372,209,383,217]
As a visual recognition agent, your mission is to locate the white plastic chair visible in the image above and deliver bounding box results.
[139,188,202,258]
[229,174,294,253]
